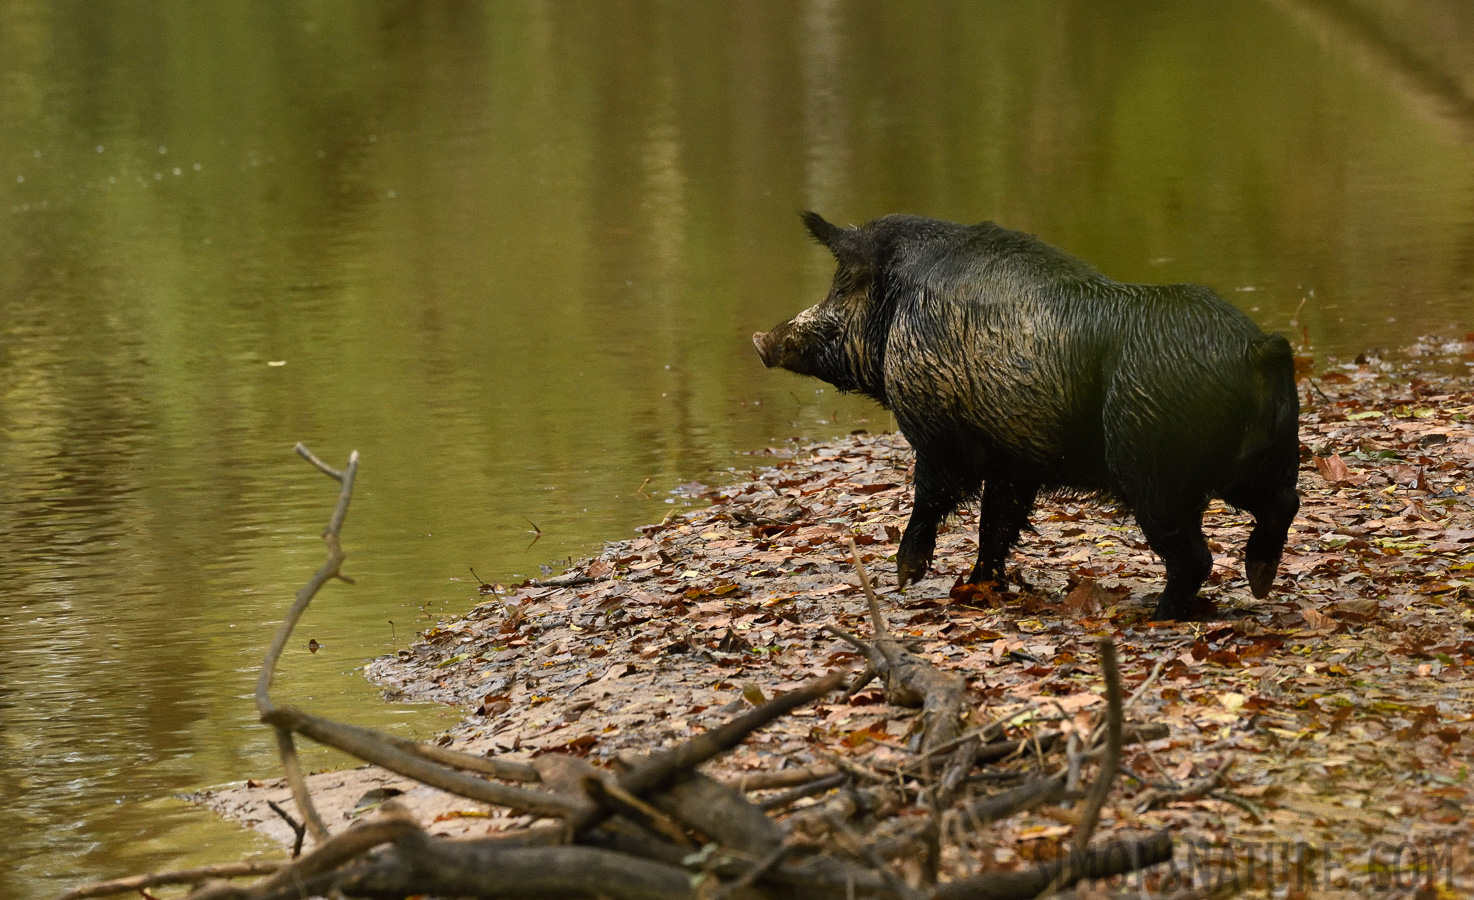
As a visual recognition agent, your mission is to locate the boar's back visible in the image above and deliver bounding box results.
[871,217,1286,497]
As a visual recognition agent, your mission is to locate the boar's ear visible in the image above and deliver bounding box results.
[800,211,876,269]
[801,210,845,247]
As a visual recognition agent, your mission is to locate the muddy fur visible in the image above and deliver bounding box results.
[755,213,1300,620]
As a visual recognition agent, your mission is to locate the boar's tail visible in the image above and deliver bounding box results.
[1240,333,1299,465]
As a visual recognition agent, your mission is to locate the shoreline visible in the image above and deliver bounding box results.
[194,338,1474,889]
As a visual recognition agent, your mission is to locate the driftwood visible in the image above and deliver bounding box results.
[59,447,1179,900]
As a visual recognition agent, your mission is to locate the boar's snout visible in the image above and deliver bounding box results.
[754,317,828,379]
[753,331,778,368]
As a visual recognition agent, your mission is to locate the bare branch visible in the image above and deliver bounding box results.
[263,705,588,820]
[713,839,796,900]
[270,726,329,845]
[264,800,305,858]
[1124,657,1168,714]
[251,446,361,844]
[757,772,847,813]
[188,810,420,900]
[951,775,1067,834]
[292,836,704,900]
[822,622,870,652]
[962,721,1167,768]
[931,829,1173,900]
[1074,637,1123,854]
[728,765,838,792]
[848,538,891,640]
[256,447,359,716]
[582,776,697,847]
[54,862,281,900]
[369,729,538,783]
[293,442,345,480]
[1136,755,1237,812]
[571,669,846,835]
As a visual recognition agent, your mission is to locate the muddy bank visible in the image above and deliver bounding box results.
[197,339,1474,890]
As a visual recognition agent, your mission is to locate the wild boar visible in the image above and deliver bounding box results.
[754,212,1300,620]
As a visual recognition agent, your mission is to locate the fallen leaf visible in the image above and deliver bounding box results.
[1300,607,1338,633]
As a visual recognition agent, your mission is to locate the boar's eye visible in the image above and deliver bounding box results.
[829,263,873,305]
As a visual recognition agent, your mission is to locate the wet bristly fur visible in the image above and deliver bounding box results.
[754,213,1300,620]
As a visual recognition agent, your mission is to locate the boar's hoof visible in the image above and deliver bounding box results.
[1246,560,1277,599]
[1150,593,1218,622]
[896,555,930,588]
[964,563,1002,586]
[965,564,1031,591]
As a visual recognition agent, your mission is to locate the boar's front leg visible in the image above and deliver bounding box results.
[968,478,1039,586]
[1136,503,1214,621]
[1226,482,1299,599]
[897,454,971,588]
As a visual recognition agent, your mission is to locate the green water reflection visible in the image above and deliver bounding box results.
[3,1,1473,895]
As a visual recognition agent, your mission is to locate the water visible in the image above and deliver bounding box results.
[3,1,1473,895]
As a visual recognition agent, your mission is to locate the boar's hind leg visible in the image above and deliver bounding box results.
[967,479,1039,586]
[897,455,973,588]
[1225,483,1299,599]
[1136,506,1214,621]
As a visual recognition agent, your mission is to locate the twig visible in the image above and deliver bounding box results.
[712,839,795,900]
[951,775,1068,834]
[642,770,786,857]
[253,445,359,844]
[931,734,983,811]
[629,669,845,790]
[1030,639,1128,900]
[375,730,538,783]
[1125,658,1168,714]
[53,862,282,900]
[572,669,846,835]
[273,835,701,900]
[823,622,869,652]
[1065,732,1085,796]
[270,728,328,845]
[1136,755,1237,812]
[189,811,420,900]
[899,706,1037,772]
[930,829,1173,900]
[922,813,941,885]
[815,749,891,784]
[1208,787,1264,822]
[528,572,599,589]
[1082,654,1167,756]
[729,764,838,792]
[581,777,696,847]
[849,538,891,640]
[1075,637,1123,854]
[265,800,306,858]
[837,542,968,760]
[293,443,345,480]
[262,705,587,820]
[757,772,847,812]
[965,721,1168,767]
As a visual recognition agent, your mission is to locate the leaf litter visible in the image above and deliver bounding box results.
[197,337,1474,895]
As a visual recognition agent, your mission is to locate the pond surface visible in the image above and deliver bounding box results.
[4,1,1474,895]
